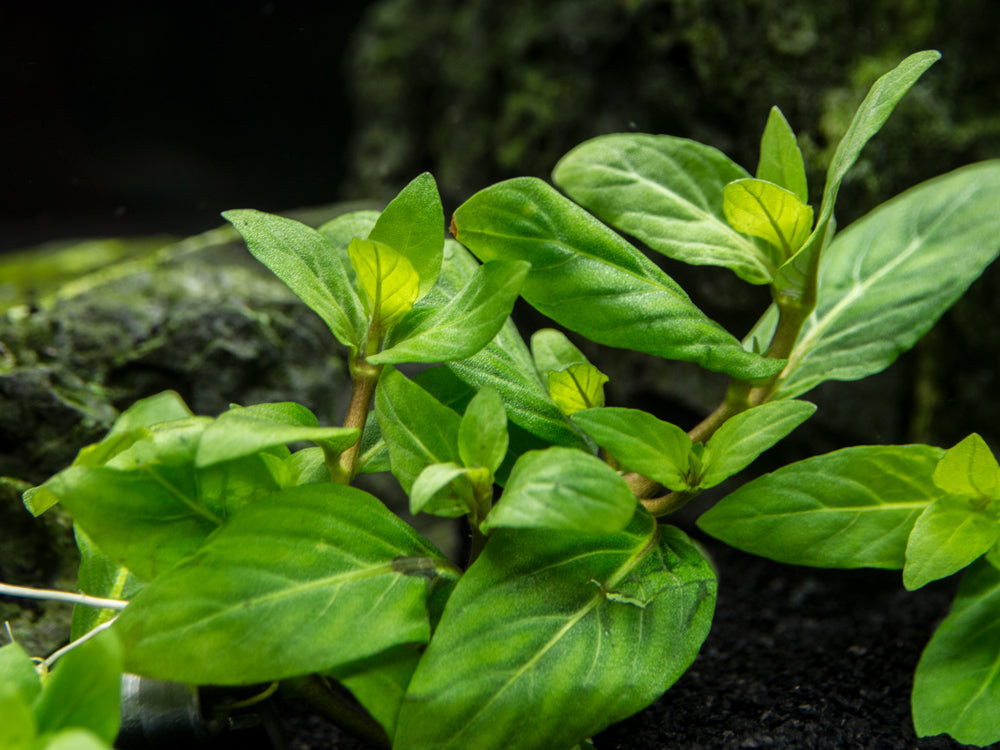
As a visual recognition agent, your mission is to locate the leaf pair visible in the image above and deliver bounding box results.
[377,367,634,534]
[572,400,816,493]
[225,174,529,366]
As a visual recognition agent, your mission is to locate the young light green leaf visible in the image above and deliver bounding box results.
[933,433,1000,500]
[912,558,1000,746]
[770,161,1000,400]
[571,407,693,491]
[39,729,113,750]
[699,400,817,488]
[370,259,530,364]
[115,483,454,684]
[547,363,609,416]
[367,172,444,297]
[904,494,1000,590]
[33,631,122,744]
[530,328,588,377]
[410,462,478,518]
[395,512,716,750]
[195,402,359,468]
[481,447,635,533]
[223,209,366,353]
[458,387,509,474]
[0,643,42,706]
[437,241,585,450]
[348,238,420,330]
[374,367,462,493]
[774,50,941,298]
[723,179,813,259]
[454,177,784,380]
[698,445,945,568]
[552,133,776,284]
[756,106,808,203]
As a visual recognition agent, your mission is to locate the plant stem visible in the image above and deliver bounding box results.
[281,675,390,750]
[329,356,383,483]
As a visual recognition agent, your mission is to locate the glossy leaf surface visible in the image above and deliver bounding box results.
[375,367,462,493]
[115,483,452,684]
[547,363,608,416]
[774,50,940,297]
[436,242,585,449]
[482,447,635,533]
[195,402,358,467]
[367,172,444,296]
[723,178,812,258]
[453,177,785,380]
[771,161,1000,399]
[395,514,716,750]
[348,239,420,330]
[756,106,808,202]
[572,407,693,491]
[553,134,776,284]
[698,445,944,568]
[371,259,529,364]
[699,400,816,488]
[223,209,365,353]
[913,559,1000,746]
[904,494,1000,590]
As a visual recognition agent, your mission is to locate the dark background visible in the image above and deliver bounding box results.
[1,1,374,252]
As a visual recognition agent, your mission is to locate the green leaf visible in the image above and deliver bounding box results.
[410,462,478,518]
[395,512,717,750]
[437,242,585,449]
[933,433,1000,500]
[756,106,808,203]
[339,646,422,740]
[547,363,608,416]
[699,400,817,488]
[223,209,366,353]
[482,447,635,533]
[367,172,444,297]
[904,494,1000,590]
[0,691,34,750]
[114,483,453,684]
[370,259,530,364]
[453,177,786,381]
[723,179,813,259]
[0,643,41,705]
[374,367,462,493]
[458,387,509,474]
[195,402,359,467]
[348,238,420,330]
[571,407,693,491]
[25,391,195,516]
[552,133,776,284]
[49,419,282,580]
[71,526,141,639]
[697,445,945,568]
[913,558,1000,746]
[530,328,588,376]
[774,50,941,298]
[318,210,380,248]
[33,631,122,744]
[770,161,1000,399]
